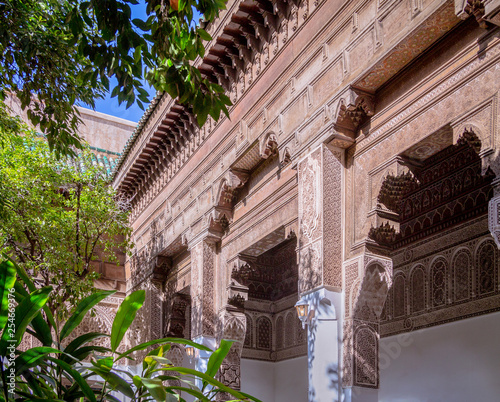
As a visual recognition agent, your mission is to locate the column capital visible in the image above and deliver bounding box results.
[187,227,222,250]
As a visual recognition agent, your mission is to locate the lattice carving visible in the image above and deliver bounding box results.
[276,315,284,350]
[353,326,378,387]
[453,249,472,302]
[410,266,425,313]
[476,240,497,296]
[256,316,272,350]
[371,129,495,249]
[393,274,406,318]
[431,258,447,307]
[244,314,252,348]
[381,217,500,337]
[245,239,298,301]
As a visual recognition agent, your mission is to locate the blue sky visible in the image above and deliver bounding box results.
[90,78,156,123]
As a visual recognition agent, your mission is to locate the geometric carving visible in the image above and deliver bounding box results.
[453,250,471,302]
[353,326,378,388]
[285,312,295,348]
[276,315,284,349]
[430,259,447,307]
[298,145,343,293]
[165,292,191,338]
[256,316,272,350]
[370,128,495,249]
[410,266,426,313]
[344,258,390,389]
[244,314,252,348]
[190,239,217,338]
[393,274,406,318]
[218,312,246,400]
[476,240,496,296]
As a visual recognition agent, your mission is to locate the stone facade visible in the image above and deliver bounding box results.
[113,0,500,400]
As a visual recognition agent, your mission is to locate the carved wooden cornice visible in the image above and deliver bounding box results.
[369,129,495,250]
[114,0,304,210]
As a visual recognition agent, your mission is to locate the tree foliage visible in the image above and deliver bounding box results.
[0,123,132,319]
[0,0,230,156]
[0,262,261,401]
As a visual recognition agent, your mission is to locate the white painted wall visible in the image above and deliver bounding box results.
[275,357,309,402]
[241,359,275,401]
[241,356,308,402]
[379,311,500,402]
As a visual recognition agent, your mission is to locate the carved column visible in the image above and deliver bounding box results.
[127,255,170,356]
[342,255,392,401]
[488,179,500,249]
[297,144,344,401]
[297,143,343,294]
[189,233,220,377]
[216,310,247,401]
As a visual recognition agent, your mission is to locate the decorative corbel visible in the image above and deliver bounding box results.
[227,256,252,311]
[261,133,278,159]
[457,0,489,27]
[150,255,172,282]
[165,292,190,338]
[281,148,292,166]
[206,206,232,235]
[334,86,375,138]
[228,168,250,189]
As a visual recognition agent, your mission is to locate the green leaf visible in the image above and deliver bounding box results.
[162,366,263,401]
[178,0,187,11]
[110,289,145,352]
[88,367,135,398]
[197,29,212,41]
[15,346,61,374]
[47,358,97,402]
[167,386,210,401]
[63,332,109,358]
[204,339,234,389]
[13,282,52,347]
[132,18,149,31]
[0,259,17,335]
[14,261,57,331]
[0,286,52,355]
[141,378,167,401]
[60,290,116,341]
[116,337,212,361]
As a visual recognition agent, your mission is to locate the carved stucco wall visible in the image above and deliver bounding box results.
[298,144,343,294]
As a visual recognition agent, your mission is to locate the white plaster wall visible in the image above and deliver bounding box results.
[241,356,308,402]
[274,357,308,402]
[241,359,275,401]
[379,311,500,402]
